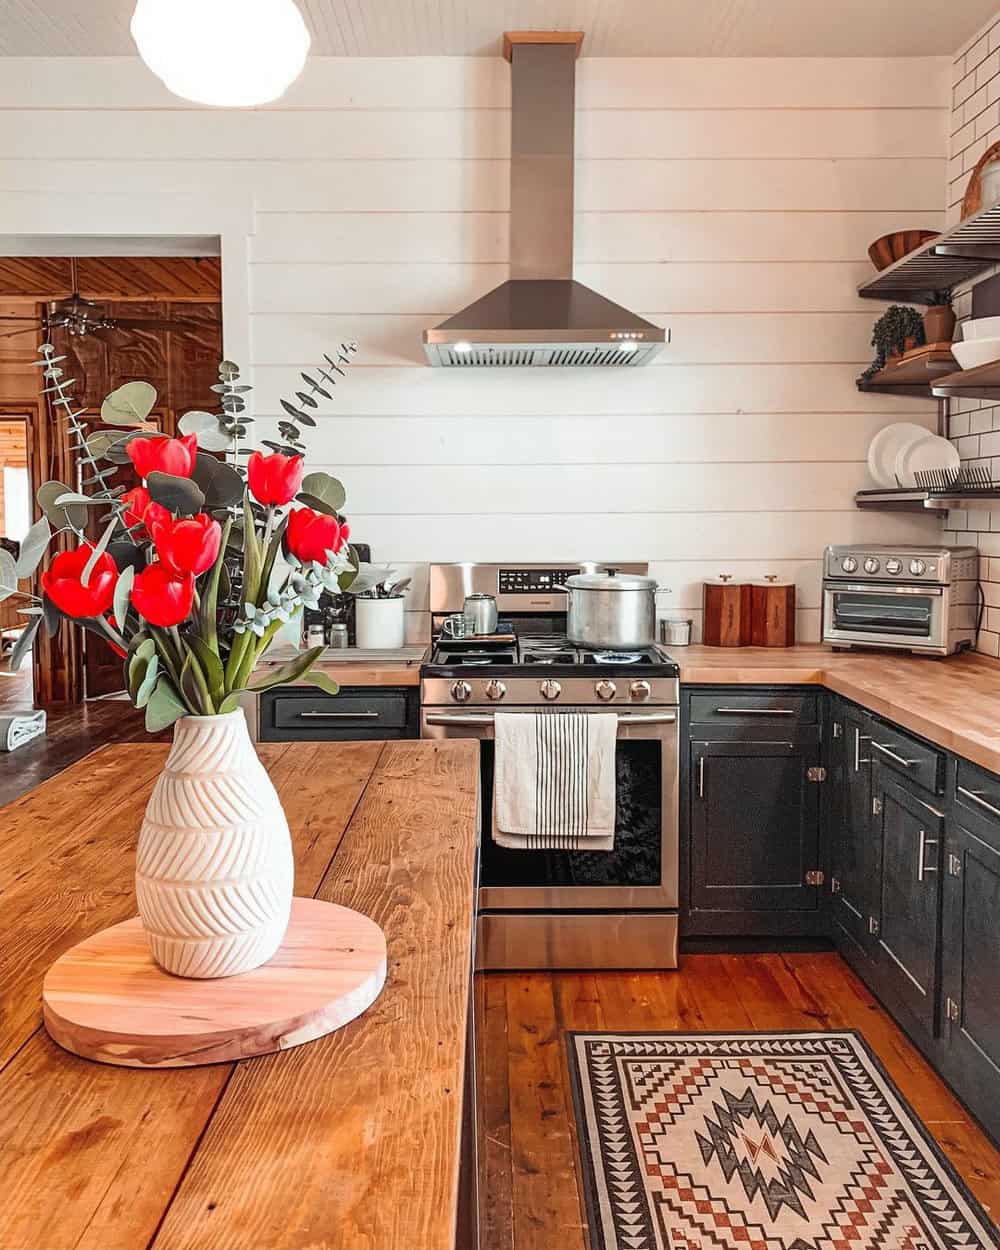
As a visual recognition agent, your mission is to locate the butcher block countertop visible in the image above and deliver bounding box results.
[0,739,479,1250]
[678,644,1000,775]
[259,643,427,687]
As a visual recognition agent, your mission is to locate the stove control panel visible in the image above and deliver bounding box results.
[498,567,575,594]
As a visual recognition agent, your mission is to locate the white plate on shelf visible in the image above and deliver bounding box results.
[893,433,961,488]
[867,422,931,488]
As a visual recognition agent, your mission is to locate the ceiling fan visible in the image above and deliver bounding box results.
[0,258,204,341]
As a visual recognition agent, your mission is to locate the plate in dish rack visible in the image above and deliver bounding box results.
[867,422,930,488]
[894,433,961,488]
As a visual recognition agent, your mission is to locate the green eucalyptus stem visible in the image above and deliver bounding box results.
[224,627,253,693]
[200,517,232,655]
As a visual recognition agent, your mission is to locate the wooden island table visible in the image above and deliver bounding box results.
[0,739,480,1250]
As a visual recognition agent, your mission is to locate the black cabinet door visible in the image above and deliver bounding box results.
[829,702,873,958]
[690,739,820,913]
[941,820,1000,1144]
[870,766,943,1035]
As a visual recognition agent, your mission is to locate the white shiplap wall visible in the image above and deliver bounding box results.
[0,55,950,640]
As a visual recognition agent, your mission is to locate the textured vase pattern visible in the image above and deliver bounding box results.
[136,710,294,978]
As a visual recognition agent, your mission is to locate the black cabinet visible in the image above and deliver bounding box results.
[684,687,823,935]
[869,766,944,1036]
[257,685,419,741]
[941,798,1000,1145]
[827,699,873,962]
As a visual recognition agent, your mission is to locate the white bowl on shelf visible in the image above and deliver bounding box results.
[951,337,1000,370]
[961,316,1000,340]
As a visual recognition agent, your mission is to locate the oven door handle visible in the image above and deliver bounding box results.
[424,711,677,727]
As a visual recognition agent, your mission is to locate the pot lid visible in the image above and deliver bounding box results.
[566,568,657,591]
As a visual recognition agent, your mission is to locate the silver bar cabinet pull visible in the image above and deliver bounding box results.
[697,755,705,798]
[917,829,938,882]
[957,786,1000,820]
[854,727,870,772]
[871,741,918,769]
[714,707,796,716]
[299,710,379,720]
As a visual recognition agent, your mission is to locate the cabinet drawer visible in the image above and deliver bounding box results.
[689,691,817,726]
[955,758,1000,844]
[868,722,944,794]
[272,691,408,732]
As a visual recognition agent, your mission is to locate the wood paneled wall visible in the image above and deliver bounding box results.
[0,55,952,641]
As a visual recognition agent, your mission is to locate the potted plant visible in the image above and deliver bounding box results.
[859,304,926,381]
[0,343,361,979]
[923,288,956,344]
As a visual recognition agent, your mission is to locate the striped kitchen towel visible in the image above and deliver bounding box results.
[492,711,616,851]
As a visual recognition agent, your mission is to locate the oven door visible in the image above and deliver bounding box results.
[822,582,946,649]
[421,706,679,910]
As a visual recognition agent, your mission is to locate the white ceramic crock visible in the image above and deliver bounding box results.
[136,709,294,978]
[355,597,406,649]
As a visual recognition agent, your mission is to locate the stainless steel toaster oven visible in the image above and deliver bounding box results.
[821,545,979,656]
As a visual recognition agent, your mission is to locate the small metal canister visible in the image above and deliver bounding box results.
[659,618,692,647]
[328,622,349,649]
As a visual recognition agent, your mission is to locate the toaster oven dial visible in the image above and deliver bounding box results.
[909,558,927,576]
[841,556,858,573]
[450,680,472,703]
[540,679,562,701]
[485,679,506,701]
[629,680,652,702]
[863,557,880,574]
[595,679,617,702]
[885,558,902,575]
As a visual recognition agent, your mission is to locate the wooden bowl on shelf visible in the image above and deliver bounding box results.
[867,230,938,271]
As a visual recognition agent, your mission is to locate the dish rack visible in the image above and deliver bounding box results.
[856,464,1000,511]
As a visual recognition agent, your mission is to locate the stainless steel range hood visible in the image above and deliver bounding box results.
[423,33,667,368]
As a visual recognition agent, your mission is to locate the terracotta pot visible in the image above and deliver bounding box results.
[136,709,294,978]
[923,305,956,343]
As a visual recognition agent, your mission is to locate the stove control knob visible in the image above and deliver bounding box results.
[885,558,903,575]
[841,556,858,574]
[540,679,562,701]
[450,680,472,704]
[595,679,617,702]
[863,557,880,575]
[630,680,652,702]
[485,679,506,701]
[909,558,927,576]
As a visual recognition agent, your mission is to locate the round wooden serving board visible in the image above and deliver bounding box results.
[42,897,387,1068]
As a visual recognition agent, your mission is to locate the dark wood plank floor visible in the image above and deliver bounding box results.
[475,956,1000,1250]
[0,669,165,806]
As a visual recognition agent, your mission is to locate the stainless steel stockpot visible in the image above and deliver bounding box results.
[562,568,657,649]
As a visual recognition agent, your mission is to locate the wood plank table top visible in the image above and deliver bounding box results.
[0,738,480,1250]
[676,643,1000,774]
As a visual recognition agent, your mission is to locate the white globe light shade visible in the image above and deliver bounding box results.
[131,0,311,108]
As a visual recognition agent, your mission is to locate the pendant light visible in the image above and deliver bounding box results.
[131,0,311,108]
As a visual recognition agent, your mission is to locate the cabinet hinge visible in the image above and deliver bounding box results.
[805,869,825,886]
[946,996,960,1023]
[806,766,827,782]
[832,721,843,739]
[868,916,881,937]
[947,853,962,878]
[872,796,883,816]
[830,876,842,895]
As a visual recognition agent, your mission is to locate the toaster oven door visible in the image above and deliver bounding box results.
[822,583,945,648]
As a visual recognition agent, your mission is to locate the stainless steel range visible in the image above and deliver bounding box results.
[420,563,680,971]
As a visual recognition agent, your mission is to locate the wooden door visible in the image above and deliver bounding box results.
[870,766,943,1035]
[942,818,1000,1144]
[828,702,874,960]
[690,738,821,914]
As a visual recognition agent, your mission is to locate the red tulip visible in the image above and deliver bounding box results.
[285,506,348,565]
[41,546,118,619]
[120,486,171,535]
[131,561,195,627]
[247,450,304,506]
[126,433,198,480]
[151,512,222,577]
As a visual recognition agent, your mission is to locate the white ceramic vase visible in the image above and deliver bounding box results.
[136,709,294,979]
[355,597,406,649]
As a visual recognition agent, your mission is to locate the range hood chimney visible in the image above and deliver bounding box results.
[423,32,667,368]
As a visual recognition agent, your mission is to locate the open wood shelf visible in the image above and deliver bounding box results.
[856,487,1000,512]
[931,359,1000,399]
[858,202,1000,302]
[856,345,957,397]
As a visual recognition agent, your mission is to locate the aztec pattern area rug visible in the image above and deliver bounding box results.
[568,1031,999,1250]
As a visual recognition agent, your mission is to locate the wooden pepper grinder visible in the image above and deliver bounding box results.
[750,574,796,647]
[703,574,752,647]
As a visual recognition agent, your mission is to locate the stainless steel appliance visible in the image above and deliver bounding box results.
[562,568,657,649]
[422,34,667,368]
[421,562,680,971]
[462,593,499,636]
[821,544,980,655]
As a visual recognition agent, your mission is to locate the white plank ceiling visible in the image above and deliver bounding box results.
[0,0,996,58]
